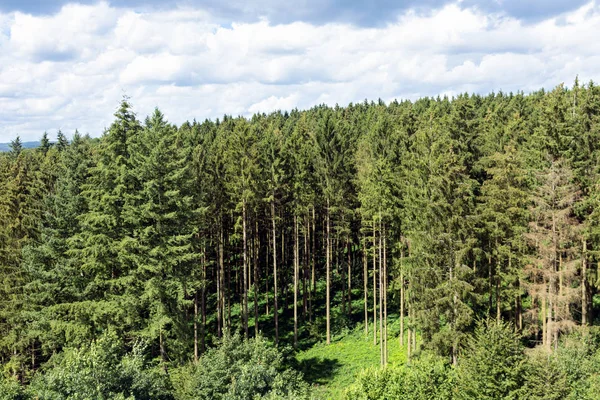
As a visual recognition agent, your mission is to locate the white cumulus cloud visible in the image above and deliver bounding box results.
[1,1,600,141]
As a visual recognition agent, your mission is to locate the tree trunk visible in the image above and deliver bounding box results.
[282,222,287,313]
[517,279,522,331]
[303,213,308,319]
[326,198,331,345]
[254,220,259,336]
[542,290,548,348]
[218,225,224,338]
[311,206,316,322]
[194,291,199,363]
[407,300,412,360]
[227,232,231,331]
[363,234,368,336]
[31,342,35,371]
[242,199,248,338]
[496,275,501,323]
[450,255,457,366]
[383,223,387,365]
[400,247,404,347]
[294,215,299,348]
[582,239,588,326]
[272,199,279,345]
[266,228,270,316]
[347,235,352,315]
[373,219,377,346]
[160,328,166,368]
[379,216,383,366]
[201,248,206,353]
[488,247,493,315]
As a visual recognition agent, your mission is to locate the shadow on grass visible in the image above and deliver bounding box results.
[296,356,342,386]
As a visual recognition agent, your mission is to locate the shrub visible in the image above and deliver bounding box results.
[27,332,172,400]
[0,375,25,400]
[171,333,311,400]
[344,352,455,400]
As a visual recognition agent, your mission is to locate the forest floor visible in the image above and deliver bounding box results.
[296,313,407,399]
[242,282,408,399]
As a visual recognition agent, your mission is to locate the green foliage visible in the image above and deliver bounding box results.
[344,352,455,400]
[4,83,600,398]
[28,332,172,400]
[0,375,25,400]
[171,333,310,400]
[456,319,525,400]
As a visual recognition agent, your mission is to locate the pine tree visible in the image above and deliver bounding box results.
[260,121,287,344]
[404,102,475,364]
[122,109,198,364]
[525,158,581,350]
[476,144,529,326]
[70,98,142,341]
[39,132,51,155]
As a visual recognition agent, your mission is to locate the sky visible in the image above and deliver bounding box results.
[0,0,599,142]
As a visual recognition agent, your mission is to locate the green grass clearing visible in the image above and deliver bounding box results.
[297,315,408,399]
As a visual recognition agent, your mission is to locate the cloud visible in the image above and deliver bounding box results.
[1,1,600,142]
[0,0,589,26]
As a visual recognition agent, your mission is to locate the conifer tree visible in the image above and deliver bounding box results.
[70,98,142,340]
[526,158,581,350]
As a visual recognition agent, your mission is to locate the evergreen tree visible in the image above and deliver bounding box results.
[70,98,142,341]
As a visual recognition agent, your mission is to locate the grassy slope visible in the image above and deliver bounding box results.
[210,280,408,399]
[297,315,407,399]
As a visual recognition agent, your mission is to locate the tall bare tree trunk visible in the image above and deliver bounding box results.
[294,215,299,348]
[160,328,166,367]
[311,206,316,323]
[226,228,231,331]
[272,199,279,345]
[201,247,206,353]
[400,247,404,347]
[407,300,412,360]
[282,221,287,313]
[218,225,224,338]
[582,239,588,326]
[363,234,368,336]
[326,198,331,345]
[517,279,522,331]
[542,290,548,348]
[373,219,377,346]
[379,216,383,366]
[266,229,270,316]
[348,235,352,315]
[194,291,199,363]
[242,200,248,338]
[383,223,388,365]
[496,275,501,323]
[254,220,259,336]
[303,213,309,319]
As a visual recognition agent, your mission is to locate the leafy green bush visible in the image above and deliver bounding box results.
[344,352,455,400]
[171,333,311,400]
[27,332,173,400]
[0,375,25,400]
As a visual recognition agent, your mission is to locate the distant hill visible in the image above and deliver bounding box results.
[0,141,41,152]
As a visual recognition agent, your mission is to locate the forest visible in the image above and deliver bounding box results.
[2,80,600,399]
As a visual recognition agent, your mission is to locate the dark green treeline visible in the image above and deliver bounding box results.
[2,80,600,379]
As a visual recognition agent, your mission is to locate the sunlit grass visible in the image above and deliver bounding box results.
[297,313,408,399]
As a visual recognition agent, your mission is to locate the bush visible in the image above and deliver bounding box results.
[171,332,311,400]
[0,375,25,400]
[27,332,173,400]
[344,352,455,400]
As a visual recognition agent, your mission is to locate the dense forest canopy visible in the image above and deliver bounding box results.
[2,80,600,398]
